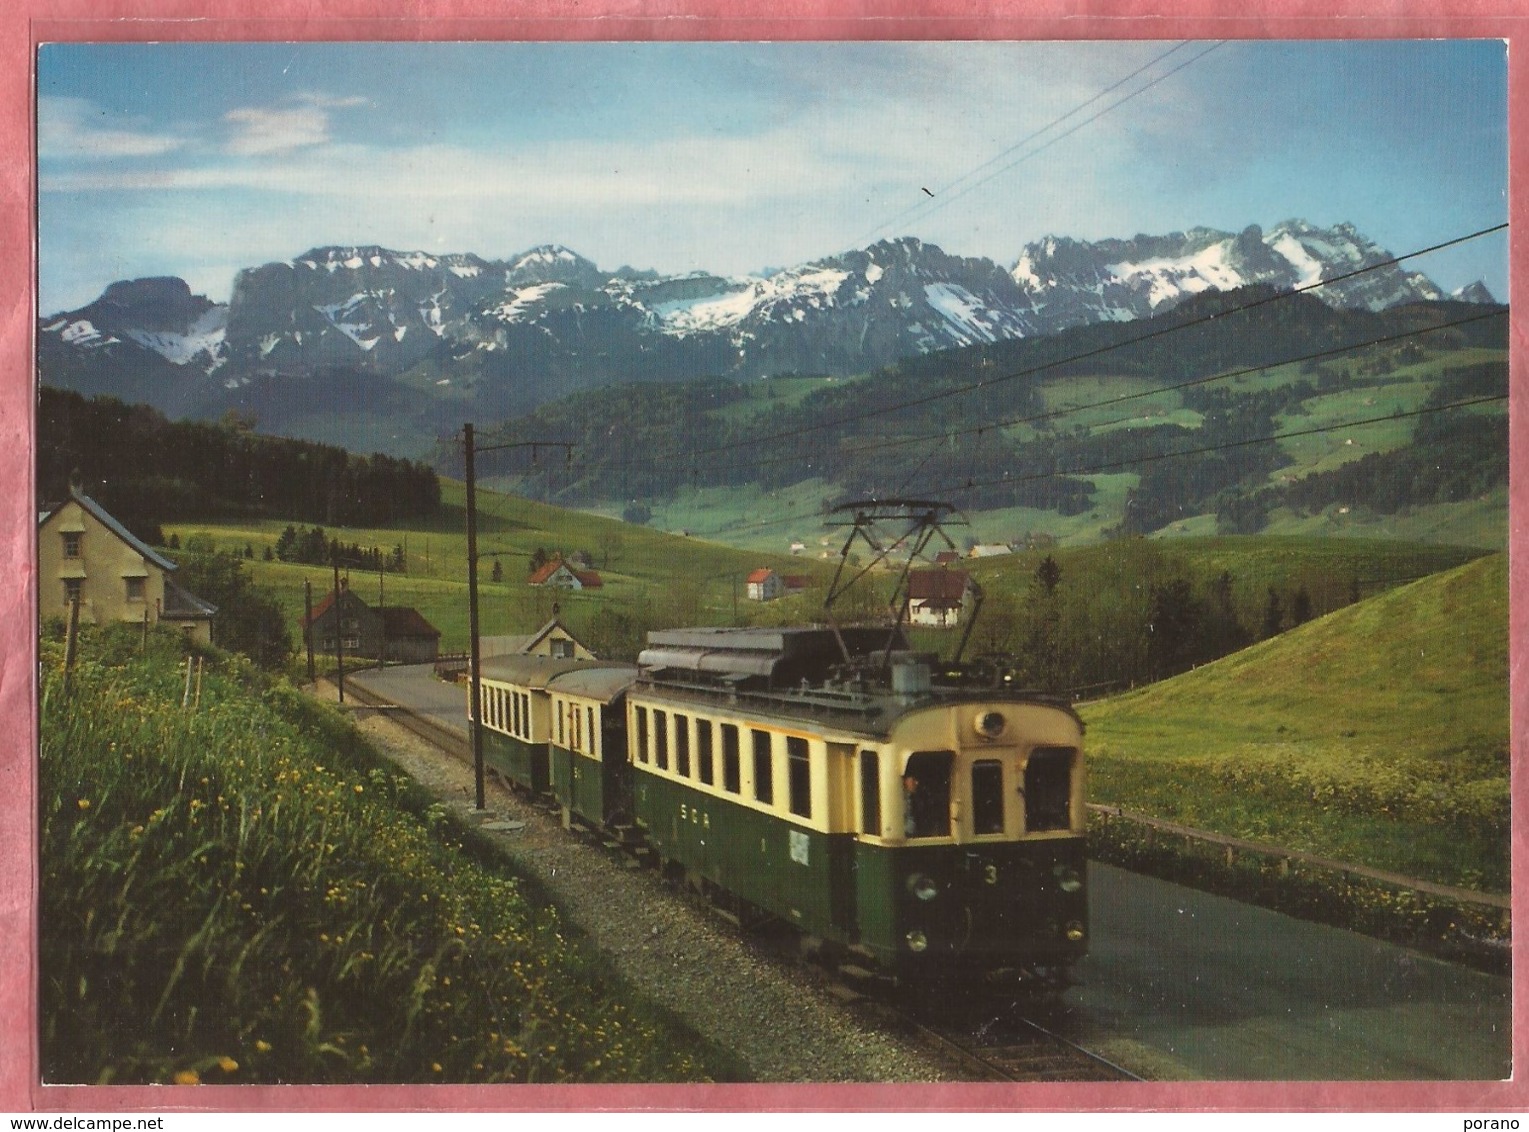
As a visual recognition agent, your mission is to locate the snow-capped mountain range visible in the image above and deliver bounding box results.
[39,220,1496,430]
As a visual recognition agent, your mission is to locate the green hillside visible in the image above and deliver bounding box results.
[470,293,1508,554]
[1080,552,1510,890]
[167,478,836,657]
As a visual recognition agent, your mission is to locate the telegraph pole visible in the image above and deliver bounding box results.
[464,422,486,811]
[331,552,345,704]
[462,425,575,812]
[304,579,316,684]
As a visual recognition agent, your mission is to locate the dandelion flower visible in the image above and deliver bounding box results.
[76,799,90,811]
[254,1040,272,1053]
[173,1070,200,1086]
[217,1057,238,1073]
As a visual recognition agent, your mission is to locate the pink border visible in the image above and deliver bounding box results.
[4,0,1524,1114]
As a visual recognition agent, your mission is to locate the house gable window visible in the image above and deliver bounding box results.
[62,532,82,559]
[125,577,146,602]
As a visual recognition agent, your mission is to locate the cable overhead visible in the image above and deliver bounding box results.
[871,42,1227,242]
[595,304,1506,484]
[666,221,1507,465]
[930,392,1509,502]
[857,40,1197,246]
[699,390,1508,541]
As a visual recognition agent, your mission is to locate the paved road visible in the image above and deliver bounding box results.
[1070,863,1512,1080]
[343,664,1514,1082]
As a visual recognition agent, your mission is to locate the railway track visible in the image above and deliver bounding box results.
[339,674,1148,1084]
[828,979,1146,1083]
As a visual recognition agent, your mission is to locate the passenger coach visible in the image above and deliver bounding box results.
[628,627,1088,986]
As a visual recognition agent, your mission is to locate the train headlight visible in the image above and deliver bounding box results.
[974,711,1007,739]
[905,930,930,953]
[906,872,939,902]
[1065,921,1086,943]
[1053,864,1084,893]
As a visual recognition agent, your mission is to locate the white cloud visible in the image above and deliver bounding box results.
[37,96,186,161]
[223,104,334,156]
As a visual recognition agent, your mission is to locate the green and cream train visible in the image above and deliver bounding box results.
[476,626,1088,988]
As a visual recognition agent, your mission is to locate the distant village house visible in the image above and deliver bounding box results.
[905,568,977,628]
[302,581,441,664]
[746,568,784,602]
[38,487,216,644]
[528,559,603,591]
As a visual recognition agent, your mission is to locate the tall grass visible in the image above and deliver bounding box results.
[39,625,739,1085]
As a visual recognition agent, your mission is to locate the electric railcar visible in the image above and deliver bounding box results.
[475,626,1087,988]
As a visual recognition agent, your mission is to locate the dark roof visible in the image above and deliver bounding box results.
[303,587,369,627]
[907,569,971,601]
[379,606,440,638]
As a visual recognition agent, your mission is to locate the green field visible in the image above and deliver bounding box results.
[168,479,834,654]
[1080,552,1510,891]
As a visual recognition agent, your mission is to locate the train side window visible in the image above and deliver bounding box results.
[675,714,691,778]
[635,706,649,764]
[557,702,566,746]
[786,736,811,818]
[903,750,953,838]
[697,720,715,786]
[721,724,741,793]
[972,759,1005,835]
[655,710,669,771]
[752,729,774,805]
[587,707,596,756]
[860,751,881,835]
[1025,746,1075,831]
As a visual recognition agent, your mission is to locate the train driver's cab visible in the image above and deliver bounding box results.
[901,750,953,838]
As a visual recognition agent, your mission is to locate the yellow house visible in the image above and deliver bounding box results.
[38,488,216,644]
[480,617,595,661]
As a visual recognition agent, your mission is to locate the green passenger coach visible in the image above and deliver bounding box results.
[628,627,1088,988]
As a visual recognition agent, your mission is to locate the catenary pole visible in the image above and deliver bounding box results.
[465,422,486,811]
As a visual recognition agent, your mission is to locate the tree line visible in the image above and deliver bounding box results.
[39,388,441,544]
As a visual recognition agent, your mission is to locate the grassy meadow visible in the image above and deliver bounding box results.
[169,478,834,653]
[1081,552,1510,892]
[39,624,742,1085]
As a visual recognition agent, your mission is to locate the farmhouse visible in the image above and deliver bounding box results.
[303,582,441,663]
[38,486,216,644]
[746,568,784,602]
[528,559,603,590]
[905,568,977,628]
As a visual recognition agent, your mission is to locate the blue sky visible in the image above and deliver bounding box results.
[36,39,1508,313]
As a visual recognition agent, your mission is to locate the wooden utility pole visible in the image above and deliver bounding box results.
[462,426,575,813]
[62,594,80,694]
[331,553,345,704]
[304,579,316,684]
[464,422,486,810]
